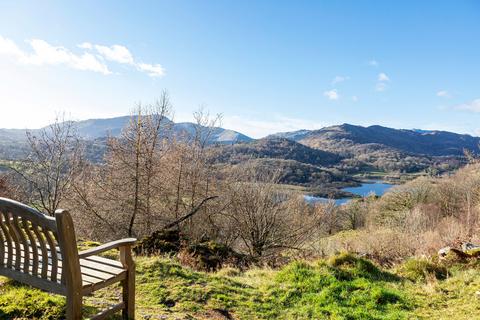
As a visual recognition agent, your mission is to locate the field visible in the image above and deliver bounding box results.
[1,252,478,319]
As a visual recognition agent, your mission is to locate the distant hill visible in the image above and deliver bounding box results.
[0,115,252,144]
[0,116,253,161]
[267,129,311,141]
[263,124,475,177]
[0,120,475,184]
[212,137,341,167]
[293,124,480,157]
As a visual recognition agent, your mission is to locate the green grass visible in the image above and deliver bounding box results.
[0,253,479,319]
[396,258,449,282]
[407,267,480,319]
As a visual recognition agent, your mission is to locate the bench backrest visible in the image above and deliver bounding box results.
[0,197,81,295]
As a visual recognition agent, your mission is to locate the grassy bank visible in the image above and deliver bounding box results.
[2,253,478,319]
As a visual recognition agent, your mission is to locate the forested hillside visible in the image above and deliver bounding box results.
[0,118,474,188]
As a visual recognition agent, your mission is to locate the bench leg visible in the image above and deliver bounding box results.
[121,246,135,319]
[66,291,82,320]
[122,274,135,319]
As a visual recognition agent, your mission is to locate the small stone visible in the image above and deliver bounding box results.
[438,247,451,258]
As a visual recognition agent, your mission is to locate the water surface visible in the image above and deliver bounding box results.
[304,180,395,206]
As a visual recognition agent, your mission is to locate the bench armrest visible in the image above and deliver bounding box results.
[78,238,137,259]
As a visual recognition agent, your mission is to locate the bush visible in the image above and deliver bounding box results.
[177,240,250,271]
[397,258,449,282]
[133,229,182,256]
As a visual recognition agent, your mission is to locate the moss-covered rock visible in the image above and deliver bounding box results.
[178,240,250,272]
[133,229,182,256]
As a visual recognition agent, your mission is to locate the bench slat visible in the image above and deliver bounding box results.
[0,213,12,269]
[0,219,5,267]
[43,229,59,282]
[22,219,39,276]
[3,212,22,271]
[3,242,126,286]
[32,225,50,279]
[13,216,30,274]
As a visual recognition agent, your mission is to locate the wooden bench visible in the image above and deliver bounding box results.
[0,197,136,319]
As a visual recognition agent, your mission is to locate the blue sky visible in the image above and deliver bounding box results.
[0,0,479,138]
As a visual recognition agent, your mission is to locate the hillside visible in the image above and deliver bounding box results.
[211,137,341,167]
[2,252,478,320]
[0,116,252,145]
[0,119,475,180]
[0,116,253,161]
[269,124,472,175]
[293,124,480,157]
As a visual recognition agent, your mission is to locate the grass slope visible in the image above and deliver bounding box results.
[0,253,478,319]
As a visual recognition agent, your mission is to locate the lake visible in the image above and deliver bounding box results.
[304,180,395,206]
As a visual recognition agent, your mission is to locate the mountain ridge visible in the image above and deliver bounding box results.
[1,117,478,177]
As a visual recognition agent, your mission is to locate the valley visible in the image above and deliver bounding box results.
[0,117,475,198]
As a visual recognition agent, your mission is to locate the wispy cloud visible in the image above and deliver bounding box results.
[323,89,339,100]
[0,35,165,77]
[368,59,379,67]
[377,72,390,82]
[85,43,165,77]
[135,62,165,77]
[0,36,111,74]
[93,44,134,64]
[331,75,349,85]
[436,90,451,98]
[454,99,480,113]
[375,72,390,91]
[352,95,358,102]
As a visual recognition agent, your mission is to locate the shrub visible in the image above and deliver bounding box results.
[133,229,182,256]
[397,258,449,282]
[177,240,250,271]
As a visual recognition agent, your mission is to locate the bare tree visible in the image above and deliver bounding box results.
[219,167,324,258]
[9,116,84,215]
[79,94,172,237]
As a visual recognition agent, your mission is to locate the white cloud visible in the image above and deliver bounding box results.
[378,72,390,82]
[0,36,110,74]
[0,35,165,77]
[436,90,451,98]
[94,44,134,64]
[323,89,339,100]
[375,72,390,91]
[368,59,379,67]
[136,63,165,77]
[0,36,111,74]
[454,99,480,113]
[77,42,93,49]
[352,95,358,102]
[28,39,112,74]
[0,35,24,57]
[331,75,349,85]
[89,43,165,77]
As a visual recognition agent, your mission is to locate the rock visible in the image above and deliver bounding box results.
[438,247,451,258]
[459,242,480,257]
[133,229,182,256]
[461,242,480,252]
[177,240,251,271]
